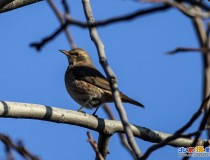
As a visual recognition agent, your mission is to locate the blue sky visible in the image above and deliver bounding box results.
[0,0,207,159]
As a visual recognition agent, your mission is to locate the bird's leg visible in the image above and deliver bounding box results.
[92,106,100,116]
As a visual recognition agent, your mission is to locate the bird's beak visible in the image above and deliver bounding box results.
[59,50,68,56]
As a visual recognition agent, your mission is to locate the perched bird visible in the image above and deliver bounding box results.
[60,48,144,115]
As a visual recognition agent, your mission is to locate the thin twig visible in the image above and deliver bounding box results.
[191,107,210,147]
[191,5,210,138]
[87,131,104,160]
[167,47,210,54]
[82,0,142,158]
[102,104,135,157]
[0,134,40,160]
[142,0,210,18]
[165,0,210,18]
[30,4,171,51]
[182,0,210,11]
[97,133,111,159]
[47,0,77,49]
[137,0,210,11]
[182,108,210,160]
[141,94,210,160]
[61,0,70,14]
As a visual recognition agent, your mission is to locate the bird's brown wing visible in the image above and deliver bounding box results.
[70,66,144,108]
[70,66,111,91]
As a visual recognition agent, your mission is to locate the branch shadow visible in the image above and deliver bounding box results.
[0,101,9,116]
[96,117,106,133]
[43,105,53,119]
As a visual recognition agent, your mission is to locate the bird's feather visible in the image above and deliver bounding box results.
[70,66,111,91]
[69,65,144,108]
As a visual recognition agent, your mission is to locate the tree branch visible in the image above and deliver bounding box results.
[0,101,209,149]
[0,133,40,160]
[191,6,210,138]
[97,133,110,159]
[140,93,210,160]
[0,0,43,13]
[30,4,171,51]
[165,0,210,19]
[102,104,134,157]
[87,131,104,160]
[167,47,210,54]
[47,0,77,49]
[82,0,143,158]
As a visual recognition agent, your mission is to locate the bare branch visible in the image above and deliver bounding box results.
[0,0,43,13]
[182,0,210,11]
[0,133,40,160]
[82,0,142,158]
[47,0,77,49]
[192,106,210,146]
[165,0,210,18]
[87,131,104,160]
[0,101,209,154]
[141,94,210,160]
[138,0,210,11]
[97,133,110,160]
[61,0,70,14]
[30,23,66,51]
[102,104,134,157]
[182,109,210,160]
[30,4,171,51]
[167,47,210,54]
[191,6,210,138]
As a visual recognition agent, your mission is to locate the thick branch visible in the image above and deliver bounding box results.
[0,0,43,13]
[97,133,110,159]
[0,101,208,148]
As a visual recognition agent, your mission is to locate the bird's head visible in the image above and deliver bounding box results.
[59,48,94,66]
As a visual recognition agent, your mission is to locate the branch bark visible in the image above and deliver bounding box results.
[0,133,40,160]
[82,0,142,158]
[47,0,77,49]
[0,101,209,148]
[0,0,43,13]
[87,131,104,160]
[102,104,134,157]
[30,4,171,51]
[191,7,210,138]
[97,133,110,159]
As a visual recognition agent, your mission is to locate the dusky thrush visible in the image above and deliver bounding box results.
[60,48,144,115]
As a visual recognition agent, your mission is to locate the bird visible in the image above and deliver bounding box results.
[59,48,144,115]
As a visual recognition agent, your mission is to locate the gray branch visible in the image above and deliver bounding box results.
[0,0,43,13]
[81,0,142,158]
[0,101,209,148]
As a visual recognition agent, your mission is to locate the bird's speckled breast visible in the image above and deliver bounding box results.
[64,66,104,108]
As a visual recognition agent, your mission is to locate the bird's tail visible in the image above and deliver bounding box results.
[120,92,144,108]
